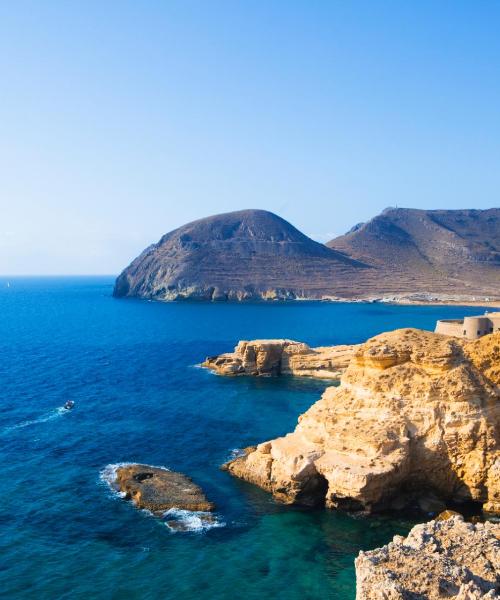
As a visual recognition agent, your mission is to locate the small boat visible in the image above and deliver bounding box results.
[63,400,75,410]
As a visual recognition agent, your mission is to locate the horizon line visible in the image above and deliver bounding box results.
[0,274,118,278]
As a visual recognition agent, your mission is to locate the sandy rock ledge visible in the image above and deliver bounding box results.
[203,339,358,380]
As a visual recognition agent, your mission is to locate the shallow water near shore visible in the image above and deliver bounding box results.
[0,277,488,599]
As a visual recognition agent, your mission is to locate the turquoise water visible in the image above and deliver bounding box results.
[0,277,486,599]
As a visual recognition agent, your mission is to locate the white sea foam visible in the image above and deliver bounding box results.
[228,448,246,461]
[2,406,68,434]
[163,508,225,533]
[99,462,129,497]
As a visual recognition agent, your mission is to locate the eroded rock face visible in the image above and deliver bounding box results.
[114,464,215,513]
[224,329,500,513]
[203,339,358,380]
[355,515,500,599]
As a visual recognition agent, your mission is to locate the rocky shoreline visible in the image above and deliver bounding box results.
[203,339,358,380]
[104,326,500,596]
[214,328,500,595]
[355,514,500,599]
[205,329,500,595]
[222,329,500,515]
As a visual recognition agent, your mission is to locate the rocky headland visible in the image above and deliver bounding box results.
[223,329,500,514]
[355,514,500,599]
[113,464,215,513]
[113,209,368,301]
[203,339,358,380]
[114,208,500,302]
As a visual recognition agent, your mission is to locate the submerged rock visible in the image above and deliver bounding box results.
[114,464,215,513]
[355,515,500,599]
[224,329,500,514]
[203,339,358,380]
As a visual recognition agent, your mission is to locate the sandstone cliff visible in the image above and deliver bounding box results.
[355,515,500,599]
[224,329,500,513]
[203,339,358,380]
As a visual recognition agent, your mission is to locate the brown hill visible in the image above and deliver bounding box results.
[113,209,368,301]
[327,207,500,299]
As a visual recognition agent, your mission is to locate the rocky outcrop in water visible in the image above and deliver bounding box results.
[114,464,215,513]
[355,515,500,599]
[224,329,500,513]
[203,339,358,380]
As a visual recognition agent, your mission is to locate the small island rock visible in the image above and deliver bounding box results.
[114,464,215,513]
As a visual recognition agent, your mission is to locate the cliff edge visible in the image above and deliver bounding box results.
[355,515,500,599]
[224,329,500,513]
[202,339,358,380]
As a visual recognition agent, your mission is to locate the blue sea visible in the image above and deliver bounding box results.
[0,277,487,599]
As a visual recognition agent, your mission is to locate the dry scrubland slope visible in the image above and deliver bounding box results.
[328,207,500,298]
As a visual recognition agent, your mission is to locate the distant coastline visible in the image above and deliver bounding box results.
[114,208,500,304]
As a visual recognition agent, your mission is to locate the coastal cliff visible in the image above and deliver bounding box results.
[224,329,500,513]
[203,339,358,380]
[355,515,500,599]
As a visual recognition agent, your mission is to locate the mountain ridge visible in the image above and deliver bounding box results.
[114,207,500,301]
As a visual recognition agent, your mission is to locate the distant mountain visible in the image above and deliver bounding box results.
[113,209,368,301]
[114,207,500,302]
[327,207,500,298]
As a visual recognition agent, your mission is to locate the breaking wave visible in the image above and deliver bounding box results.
[163,508,225,533]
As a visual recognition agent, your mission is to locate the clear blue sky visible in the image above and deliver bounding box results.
[1,1,499,274]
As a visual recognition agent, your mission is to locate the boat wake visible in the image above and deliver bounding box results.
[2,406,70,435]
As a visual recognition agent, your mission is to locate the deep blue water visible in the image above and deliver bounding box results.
[0,277,487,599]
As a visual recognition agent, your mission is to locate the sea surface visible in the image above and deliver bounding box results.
[0,277,487,600]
